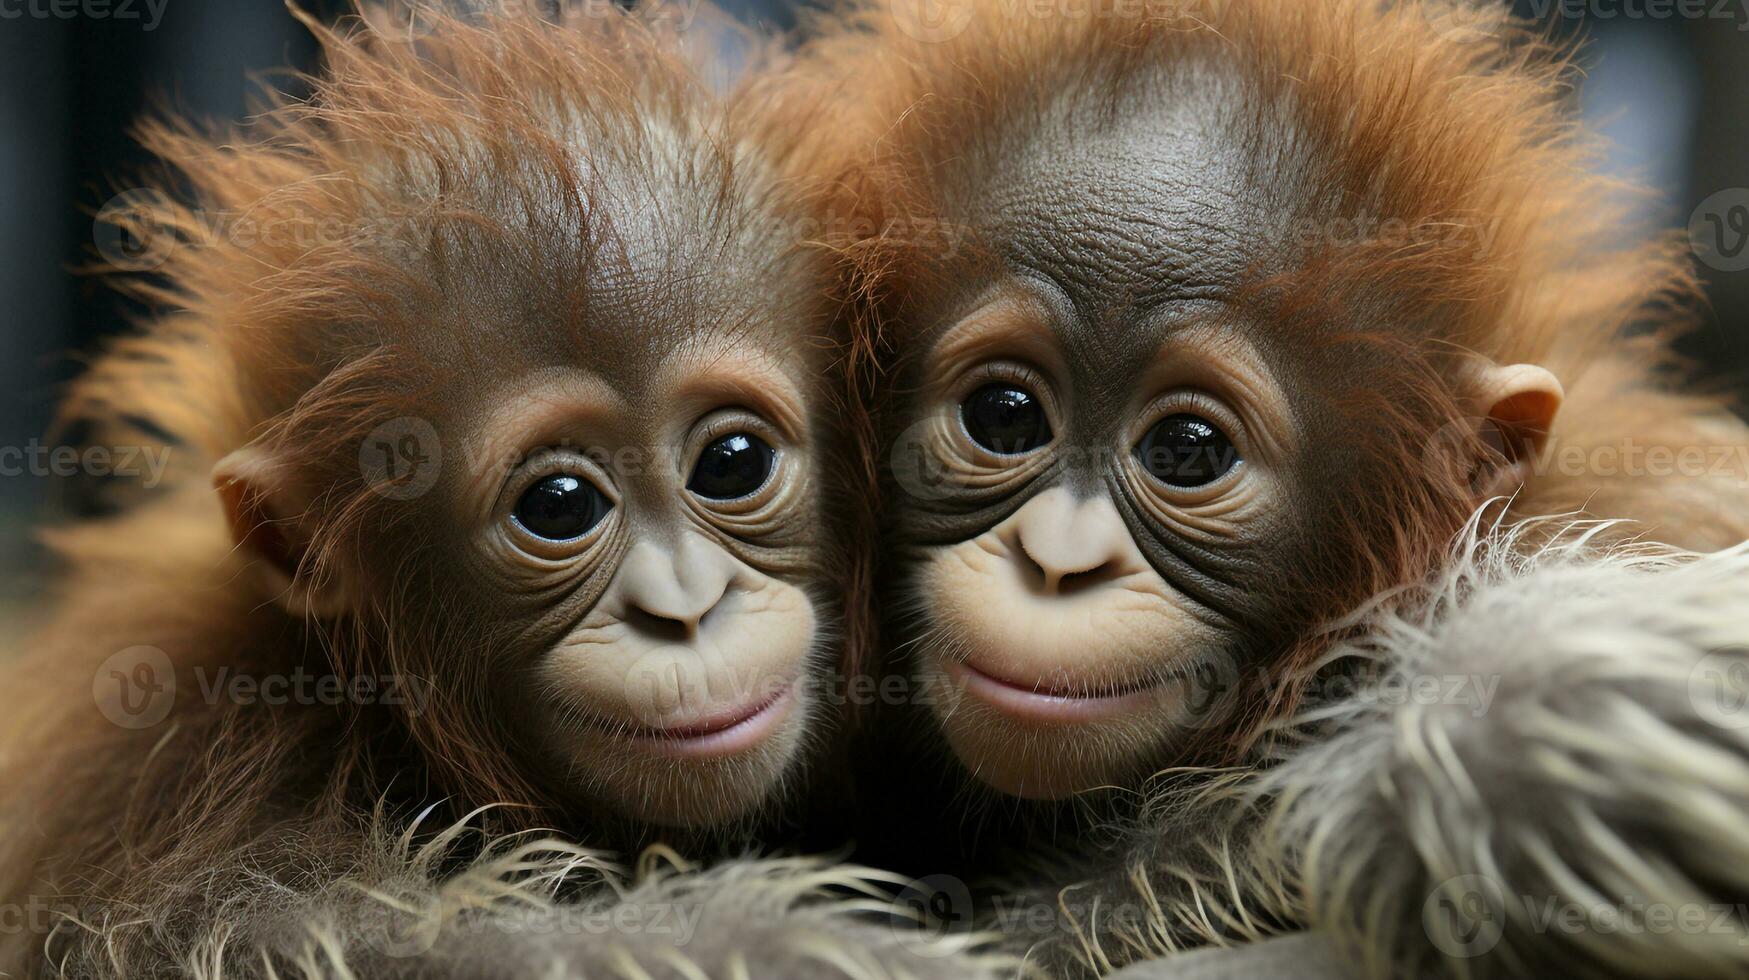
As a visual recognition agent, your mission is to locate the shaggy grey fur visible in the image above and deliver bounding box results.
[1261,520,1749,978]
[169,814,1026,980]
[1107,932,1347,980]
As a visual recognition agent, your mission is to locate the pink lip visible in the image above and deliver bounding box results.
[624,685,795,760]
[943,658,1159,726]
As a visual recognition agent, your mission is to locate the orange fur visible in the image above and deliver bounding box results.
[760,2,1749,971]
[0,5,854,975]
[777,0,1749,739]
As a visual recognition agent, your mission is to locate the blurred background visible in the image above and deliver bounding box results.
[0,0,1745,603]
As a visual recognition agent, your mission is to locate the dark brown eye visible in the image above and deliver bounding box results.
[1135,415,1239,488]
[514,475,610,541]
[961,384,1051,455]
[688,432,775,500]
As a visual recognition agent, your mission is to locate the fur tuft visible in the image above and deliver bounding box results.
[1257,514,1749,978]
[30,804,1028,980]
[244,818,1030,980]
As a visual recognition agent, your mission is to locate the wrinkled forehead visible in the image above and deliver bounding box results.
[426,253,820,462]
[907,66,1414,442]
[939,62,1281,343]
[416,156,822,399]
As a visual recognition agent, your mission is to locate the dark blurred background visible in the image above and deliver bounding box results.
[0,0,1746,601]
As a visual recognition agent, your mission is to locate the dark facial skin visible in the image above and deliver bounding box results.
[418,187,836,830]
[874,75,1445,809]
[222,148,842,836]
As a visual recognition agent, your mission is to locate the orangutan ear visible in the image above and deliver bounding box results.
[212,446,358,619]
[1460,361,1564,498]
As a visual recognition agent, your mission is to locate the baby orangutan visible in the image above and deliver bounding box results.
[0,6,916,977]
[784,0,1749,975]
[811,0,1573,811]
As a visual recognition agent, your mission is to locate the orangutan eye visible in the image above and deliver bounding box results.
[962,384,1051,455]
[514,474,611,540]
[1134,415,1240,488]
[688,432,775,501]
